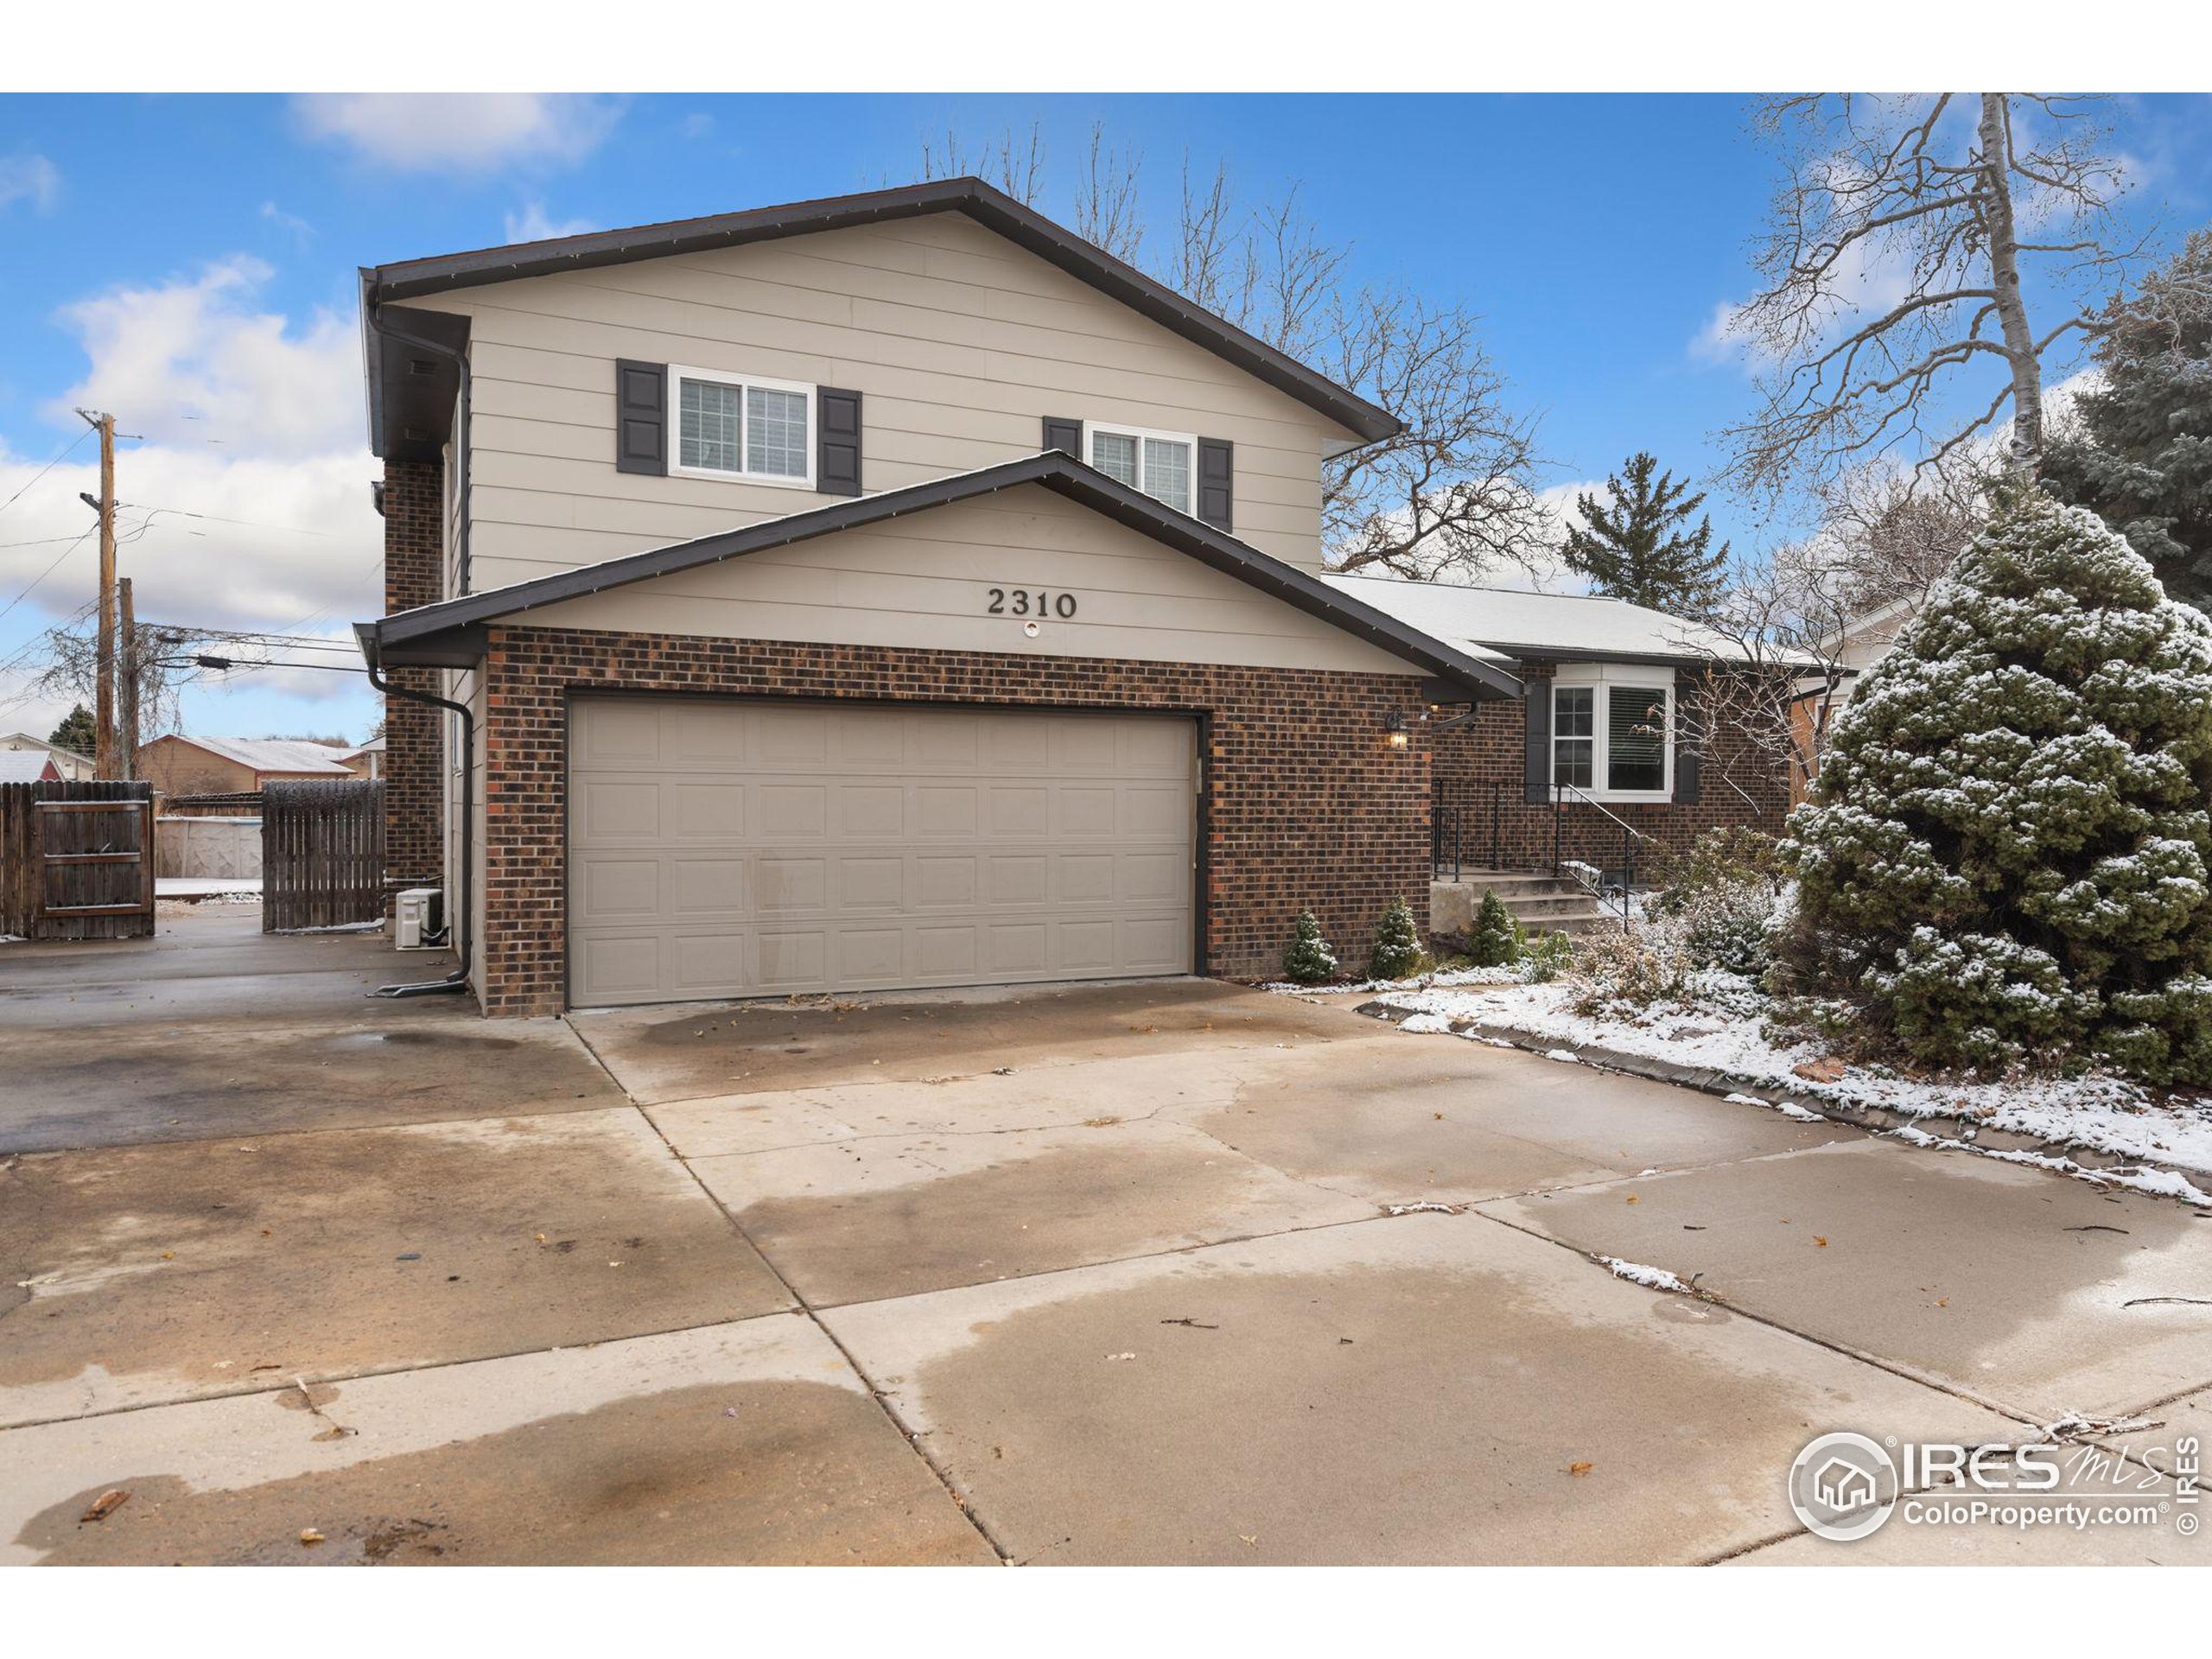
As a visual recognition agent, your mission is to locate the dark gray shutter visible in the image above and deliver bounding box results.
[1042,416,1083,458]
[1673,681,1701,804]
[615,359,666,476]
[817,387,862,496]
[1523,683,1551,804]
[1197,437,1233,531]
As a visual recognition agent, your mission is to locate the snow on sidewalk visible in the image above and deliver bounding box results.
[1290,975,2212,1199]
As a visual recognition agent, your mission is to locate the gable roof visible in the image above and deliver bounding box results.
[0,751,60,783]
[361,176,1398,460]
[0,732,88,760]
[358,451,1520,702]
[1318,574,1758,669]
[148,735,357,776]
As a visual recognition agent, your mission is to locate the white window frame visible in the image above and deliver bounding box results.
[1553,664,1675,803]
[1086,421,1198,514]
[666,365,817,490]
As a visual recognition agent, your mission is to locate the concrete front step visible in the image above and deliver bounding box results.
[1431,874,1622,938]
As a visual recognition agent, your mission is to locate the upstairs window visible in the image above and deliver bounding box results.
[670,367,815,487]
[1552,669,1672,799]
[1090,423,1195,515]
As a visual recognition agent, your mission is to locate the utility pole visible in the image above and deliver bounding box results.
[118,576,138,780]
[78,410,117,778]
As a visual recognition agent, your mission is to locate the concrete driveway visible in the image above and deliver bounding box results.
[3,906,2207,1565]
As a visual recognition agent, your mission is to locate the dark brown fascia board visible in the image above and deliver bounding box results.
[361,177,1400,447]
[1489,643,1826,673]
[362,453,1519,701]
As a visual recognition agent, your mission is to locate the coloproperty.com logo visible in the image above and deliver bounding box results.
[1787,1429,2202,1542]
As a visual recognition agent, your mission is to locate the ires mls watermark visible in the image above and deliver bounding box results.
[1787,1428,2202,1543]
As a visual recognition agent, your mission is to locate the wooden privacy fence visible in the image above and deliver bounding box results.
[0,780,156,940]
[262,779,385,932]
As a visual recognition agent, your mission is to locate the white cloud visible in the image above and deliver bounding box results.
[1,257,380,720]
[46,257,361,458]
[293,93,620,173]
[259,200,315,245]
[504,201,599,243]
[0,152,60,213]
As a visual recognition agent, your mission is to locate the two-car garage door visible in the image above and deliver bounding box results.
[567,697,1197,1007]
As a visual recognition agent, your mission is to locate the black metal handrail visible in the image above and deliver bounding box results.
[1549,782,1658,922]
[1432,779,1516,881]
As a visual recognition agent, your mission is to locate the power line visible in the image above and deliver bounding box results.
[0,428,94,521]
[0,526,95,626]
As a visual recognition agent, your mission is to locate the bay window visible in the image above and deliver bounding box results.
[1552,668,1673,799]
[1089,423,1195,514]
[669,366,815,487]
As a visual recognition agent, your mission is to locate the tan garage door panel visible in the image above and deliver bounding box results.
[567,698,1196,1007]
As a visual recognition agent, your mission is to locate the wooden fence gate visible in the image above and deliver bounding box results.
[262,779,385,932]
[0,780,157,940]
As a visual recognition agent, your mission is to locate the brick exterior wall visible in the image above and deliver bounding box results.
[474,626,1435,1017]
[1431,663,1789,877]
[379,459,445,911]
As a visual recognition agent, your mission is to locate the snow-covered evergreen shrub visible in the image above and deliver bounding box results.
[1369,896,1426,980]
[1469,889,1522,966]
[1282,910,1338,984]
[1778,488,2212,1082]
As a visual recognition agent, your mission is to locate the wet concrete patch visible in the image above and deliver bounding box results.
[825,1213,2013,1565]
[572,979,1344,1104]
[698,1118,1372,1306]
[0,1107,791,1425]
[1192,1037,1853,1205]
[16,1379,987,1566]
[0,1316,991,1566]
[1478,1138,2212,1419]
[0,1016,622,1153]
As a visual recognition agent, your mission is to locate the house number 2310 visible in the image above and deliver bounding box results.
[987,588,1078,619]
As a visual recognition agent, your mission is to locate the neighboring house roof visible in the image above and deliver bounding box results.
[0,731,89,759]
[1318,575,1759,670]
[341,736,386,760]
[148,735,357,776]
[359,176,1400,463]
[358,452,1522,702]
[0,752,60,783]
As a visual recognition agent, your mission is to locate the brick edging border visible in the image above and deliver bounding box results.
[1353,998,2212,1204]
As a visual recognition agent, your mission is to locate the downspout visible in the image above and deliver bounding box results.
[365,652,474,1001]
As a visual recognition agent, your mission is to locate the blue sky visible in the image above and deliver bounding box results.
[3,92,2209,745]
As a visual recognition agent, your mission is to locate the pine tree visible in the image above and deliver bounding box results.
[2044,229,2212,609]
[1282,910,1338,984]
[1779,488,2212,1084]
[1369,896,1425,980]
[1560,453,1732,617]
[1469,889,1521,967]
[47,704,94,757]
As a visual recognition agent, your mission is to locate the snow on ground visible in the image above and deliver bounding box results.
[1258,964,1522,995]
[156,878,262,899]
[1347,976,2212,1197]
[1594,1255,1698,1294]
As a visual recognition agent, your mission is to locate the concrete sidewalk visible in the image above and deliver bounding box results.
[3,910,2207,1565]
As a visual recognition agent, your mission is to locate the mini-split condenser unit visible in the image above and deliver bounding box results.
[394,887,445,950]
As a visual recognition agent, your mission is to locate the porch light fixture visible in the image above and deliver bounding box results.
[1383,712,1410,749]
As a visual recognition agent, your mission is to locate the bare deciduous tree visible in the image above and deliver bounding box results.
[917,124,1545,578]
[1810,455,1990,614]
[1723,93,2140,498]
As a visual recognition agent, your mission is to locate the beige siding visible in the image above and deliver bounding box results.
[511,484,1424,677]
[413,213,1348,582]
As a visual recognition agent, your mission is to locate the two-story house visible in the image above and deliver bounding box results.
[354,178,1523,1015]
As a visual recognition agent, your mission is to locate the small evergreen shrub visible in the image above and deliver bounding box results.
[1282,909,1338,984]
[1522,929,1577,983]
[1369,895,1427,980]
[1469,888,1522,966]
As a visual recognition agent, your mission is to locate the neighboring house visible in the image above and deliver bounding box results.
[1325,578,1792,873]
[1789,594,1917,803]
[339,736,385,779]
[136,735,358,798]
[355,177,1518,1015]
[0,732,92,781]
[0,751,63,784]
